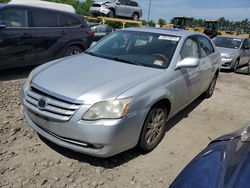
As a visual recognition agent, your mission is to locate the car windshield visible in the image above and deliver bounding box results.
[87,30,180,69]
[213,37,242,49]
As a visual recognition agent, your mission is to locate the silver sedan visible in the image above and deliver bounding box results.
[21,28,221,157]
[213,36,250,71]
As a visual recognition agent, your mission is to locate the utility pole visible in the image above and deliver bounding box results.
[147,0,152,23]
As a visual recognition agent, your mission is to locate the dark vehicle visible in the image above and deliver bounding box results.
[0,3,93,70]
[89,23,114,41]
[170,124,250,188]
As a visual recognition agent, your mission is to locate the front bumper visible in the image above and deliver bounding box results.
[21,85,147,157]
[220,58,234,70]
[90,7,110,16]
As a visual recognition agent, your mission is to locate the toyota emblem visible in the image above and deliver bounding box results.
[38,98,47,110]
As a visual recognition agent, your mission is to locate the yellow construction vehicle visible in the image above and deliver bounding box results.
[162,17,197,32]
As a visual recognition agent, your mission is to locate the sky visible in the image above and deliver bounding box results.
[139,0,250,22]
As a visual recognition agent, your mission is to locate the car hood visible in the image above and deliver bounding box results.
[217,47,239,56]
[32,54,164,104]
[170,125,250,188]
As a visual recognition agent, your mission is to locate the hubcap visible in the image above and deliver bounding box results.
[133,15,139,21]
[146,109,165,145]
[70,50,80,56]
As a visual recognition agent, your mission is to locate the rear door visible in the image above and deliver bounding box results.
[116,0,128,17]
[196,35,217,92]
[31,8,69,64]
[240,39,250,66]
[0,7,34,69]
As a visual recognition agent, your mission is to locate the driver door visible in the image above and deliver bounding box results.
[0,7,34,69]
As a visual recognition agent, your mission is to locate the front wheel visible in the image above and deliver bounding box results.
[132,13,139,21]
[233,59,240,72]
[203,74,218,98]
[65,46,82,57]
[108,9,115,18]
[138,105,167,152]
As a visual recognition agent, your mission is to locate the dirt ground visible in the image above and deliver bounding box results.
[0,67,249,188]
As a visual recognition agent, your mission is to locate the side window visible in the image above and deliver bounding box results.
[33,10,59,27]
[180,38,199,60]
[198,36,215,58]
[119,0,126,5]
[242,39,250,49]
[60,14,81,27]
[130,1,138,7]
[125,0,131,6]
[0,8,28,27]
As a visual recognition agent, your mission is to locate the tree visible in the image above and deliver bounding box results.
[148,20,156,27]
[0,0,10,3]
[158,18,166,27]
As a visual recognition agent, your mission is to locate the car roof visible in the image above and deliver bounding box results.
[5,0,75,14]
[123,27,204,38]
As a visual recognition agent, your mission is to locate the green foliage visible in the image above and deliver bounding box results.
[0,0,10,3]
[158,18,166,27]
[148,20,156,27]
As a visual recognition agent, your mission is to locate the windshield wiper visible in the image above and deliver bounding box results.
[114,57,142,66]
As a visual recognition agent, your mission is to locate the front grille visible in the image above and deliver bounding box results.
[92,4,101,7]
[24,87,81,122]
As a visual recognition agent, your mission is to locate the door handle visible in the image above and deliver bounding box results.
[61,31,67,35]
[20,33,32,38]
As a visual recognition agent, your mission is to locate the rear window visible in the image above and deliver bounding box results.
[33,10,59,27]
[60,14,81,27]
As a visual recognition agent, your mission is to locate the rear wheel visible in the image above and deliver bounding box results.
[203,74,218,98]
[132,13,139,21]
[65,46,82,57]
[138,105,167,152]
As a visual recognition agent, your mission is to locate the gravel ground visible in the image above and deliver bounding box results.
[0,67,249,188]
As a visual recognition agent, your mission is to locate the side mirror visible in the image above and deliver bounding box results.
[176,57,199,70]
[0,21,7,29]
[116,1,120,5]
[243,46,250,50]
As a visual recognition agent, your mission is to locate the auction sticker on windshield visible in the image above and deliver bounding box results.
[159,36,180,41]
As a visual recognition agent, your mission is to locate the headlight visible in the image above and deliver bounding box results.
[26,71,33,87]
[82,97,132,120]
[221,55,232,59]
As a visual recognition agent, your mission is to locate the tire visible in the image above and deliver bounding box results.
[132,13,139,21]
[233,59,240,72]
[108,9,115,18]
[203,74,218,98]
[138,105,167,152]
[65,46,82,57]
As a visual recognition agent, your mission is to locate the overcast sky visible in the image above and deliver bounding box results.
[139,0,250,22]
